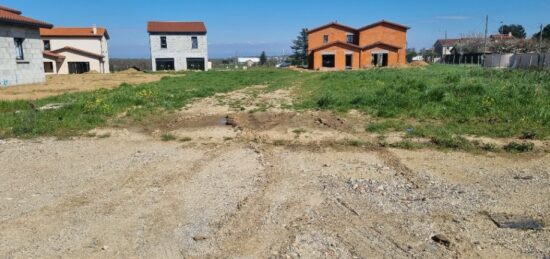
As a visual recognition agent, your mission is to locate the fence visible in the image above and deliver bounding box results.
[483,53,550,69]
[442,54,484,65]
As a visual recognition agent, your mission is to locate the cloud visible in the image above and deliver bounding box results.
[435,16,472,21]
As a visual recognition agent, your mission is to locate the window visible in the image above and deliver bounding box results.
[44,62,54,73]
[14,38,24,60]
[191,36,198,49]
[347,34,354,44]
[160,36,167,48]
[322,55,335,68]
[323,35,329,44]
[43,40,51,51]
[68,62,90,74]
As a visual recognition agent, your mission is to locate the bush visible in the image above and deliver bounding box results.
[431,135,474,150]
[504,142,534,153]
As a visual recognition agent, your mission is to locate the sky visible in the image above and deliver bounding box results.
[5,0,549,58]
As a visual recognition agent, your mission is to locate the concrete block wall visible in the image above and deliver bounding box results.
[149,34,208,71]
[0,25,46,86]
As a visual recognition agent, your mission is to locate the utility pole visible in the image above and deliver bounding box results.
[483,15,489,54]
[539,24,544,54]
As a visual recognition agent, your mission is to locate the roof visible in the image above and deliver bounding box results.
[40,27,109,39]
[434,39,460,47]
[147,21,207,33]
[307,22,357,34]
[357,20,411,31]
[308,20,410,34]
[309,41,362,52]
[361,41,402,50]
[490,33,515,40]
[43,50,66,61]
[51,46,104,60]
[0,5,21,14]
[0,5,52,28]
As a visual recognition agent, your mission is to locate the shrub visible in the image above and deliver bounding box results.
[431,135,474,150]
[504,142,534,153]
[161,133,177,141]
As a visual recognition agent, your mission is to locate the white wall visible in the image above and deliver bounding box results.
[42,36,110,73]
[0,24,45,86]
[149,33,208,71]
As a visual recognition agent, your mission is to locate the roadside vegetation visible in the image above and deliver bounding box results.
[0,65,548,150]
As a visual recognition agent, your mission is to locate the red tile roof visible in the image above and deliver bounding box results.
[307,22,358,34]
[147,21,207,33]
[358,20,410,31]
[435,39,460,47]
[0,5,52,28]
[51,46,104,60]
[43,50,66,61]
[308,20,410,34]
[40,27,109,39]
[309,41,362,52]
[0,5,21,14]
[361,41,402,50]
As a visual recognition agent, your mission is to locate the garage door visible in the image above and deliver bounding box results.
[155,58,175,71]
[187,58,205,71]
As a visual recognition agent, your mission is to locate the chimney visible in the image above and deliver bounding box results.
[92,24,97,35]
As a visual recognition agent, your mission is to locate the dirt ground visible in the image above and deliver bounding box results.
[0,70,170,101]
[0,86,548,258]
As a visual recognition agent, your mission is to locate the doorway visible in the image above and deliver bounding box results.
[372,53,388,67]
[155,58,175,71]
[322,55,335,68]
[345,54,353,69]
[68,62,90,74]
[186,58,205,71]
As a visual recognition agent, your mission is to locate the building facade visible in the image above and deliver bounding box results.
[0,5,52,86]
[40,27,110,74]
[148,21,208,71]
[307,20,409,70]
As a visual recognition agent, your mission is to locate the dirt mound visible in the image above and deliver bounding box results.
[410,61,429,67]
[227,112,297,130]
[119,67,143,74]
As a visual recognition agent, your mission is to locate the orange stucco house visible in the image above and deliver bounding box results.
[308,20,410,70]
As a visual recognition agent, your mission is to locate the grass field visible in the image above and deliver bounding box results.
[296,65,550,140]
[0,65,548,141]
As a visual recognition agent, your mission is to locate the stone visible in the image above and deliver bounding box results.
[431,234,451,247]
[489,213,544,230]
[193,235,208,241]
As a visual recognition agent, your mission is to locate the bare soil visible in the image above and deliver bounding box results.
[0,85,548,258]
[0,71,171,101]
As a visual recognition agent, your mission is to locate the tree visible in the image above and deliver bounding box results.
[259,51,267,66]
[290,28,308,66]
[406,48,417,62]
[533,24,550,40]
[498,24,526,39]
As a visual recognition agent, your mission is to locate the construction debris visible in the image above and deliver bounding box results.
[489,213,544,230]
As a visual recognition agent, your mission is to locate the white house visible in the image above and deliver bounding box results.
[0,5,52,86]
[148,21,208,71]
[238,57,260,63]
[40,26,110,74]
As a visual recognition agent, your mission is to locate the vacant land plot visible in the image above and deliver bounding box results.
[0,66,549,258]
[0,70,170,101]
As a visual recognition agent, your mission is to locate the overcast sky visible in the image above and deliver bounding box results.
[5,0,549,58]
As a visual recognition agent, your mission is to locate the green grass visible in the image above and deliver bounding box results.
[1,65,549,142]
[0,69,299,138]
[161,133,177,141]
[296,65,550,139]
